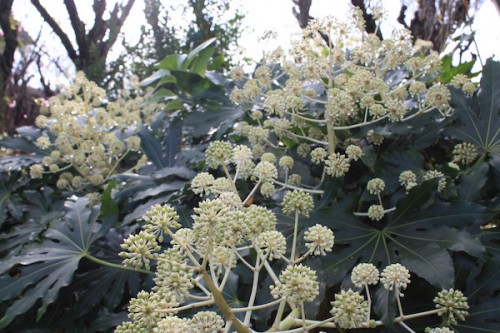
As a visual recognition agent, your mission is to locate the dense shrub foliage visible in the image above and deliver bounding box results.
[0,9,498,333]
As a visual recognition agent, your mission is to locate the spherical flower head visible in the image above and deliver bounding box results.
[217,191,243,209]
[409,81,427,96]
[367,178,385,195]
[89,173,104,186]
[297,143,311,157]
[256,230,287,259]
[270,264,319,305]
[211,246,237,275]
[462,82,476,97]
[452,142,477,165]
[205,141,233,169]
[346,145,364,161]
[47,164,59,173]
[35,136,51,149]
[126,135,141,151]
[260,152,277,164]
[143,204,181,242]
[330,289,368,329]
[35,114,49,128]
[211,177,234,195]
[351,263,380,288]
[191,311,225,332]
[245,205,277,237]
[230,66,245,81]
[324,153,350,178]
[171,228,195,251]
[153,252,194,302]
[260,181,277,198]
[369,104,387,118]
[232,144,253,165]
[434,289,469,325]
[304,224,335,256]
[154,317,191,333]
[399,170,417,191]
[450,74,469,89]
[368,204,384,221]
[366,130,384,145]
[30,164,44,179]
[282,190,314,217]
[426,84,451,111]
[380,263,411,291]
[254,161,278,181]
[119,231,160,270]
[311,147,327,164]
[128,291,162,329]
[279,156,295,170]
[251,110,264,120]
[287,173,302,186]
[219,210,250,247]
[423,170,446,192]
[191,172,215,196]
[56,178,69,189]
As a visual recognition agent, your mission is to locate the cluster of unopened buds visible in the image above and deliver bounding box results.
[28,72,158,195]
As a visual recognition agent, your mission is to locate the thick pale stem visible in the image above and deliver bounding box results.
[244,255,261,325]
[271,299,288,330]
[221,163,238,193]
[364,283,372,321]
[202,272,250,333]
[290,211,299,262]
[84,254,152,274]
[243,179,261,206]
[396,288,405,318]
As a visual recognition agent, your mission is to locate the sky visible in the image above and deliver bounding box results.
[11,0,500,86]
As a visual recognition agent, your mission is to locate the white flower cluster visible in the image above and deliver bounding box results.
[30,72,158,193]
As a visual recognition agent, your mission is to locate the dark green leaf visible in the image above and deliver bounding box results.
[184,105,244,138]
[140,69,175,86]
[0,137,48,155]
[458,160,489,202]
[373,285,397,328]
[390,241,454,289]
[189,47,215,76]
[100,178,119,230]
[182,37,216,71]
[163,118,182,167]
[0,197,101,327]
[448,59,500,155]
[138,126,166,169]
[157,54,186,71]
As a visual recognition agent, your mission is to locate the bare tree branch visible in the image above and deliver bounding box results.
[30,0,78,61]
[63,0,89,63]
[0,0,17,78]
[292,0,312,28]
[103,0,135,56]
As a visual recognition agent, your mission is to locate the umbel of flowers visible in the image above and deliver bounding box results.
[116,143,469,331]
[29,72,159,196]
[116,6,475,333]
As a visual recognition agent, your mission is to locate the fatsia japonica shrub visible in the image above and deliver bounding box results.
[115,9,499,333]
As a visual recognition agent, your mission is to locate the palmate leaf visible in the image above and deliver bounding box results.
[454,257,500,332]
[0,197,101,328]
[320,181,491,289]
[448,58,500,156]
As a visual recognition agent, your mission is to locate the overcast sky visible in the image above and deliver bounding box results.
[12,0,500,85]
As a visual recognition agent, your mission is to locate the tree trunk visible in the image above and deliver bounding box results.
[0,0,17,133]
